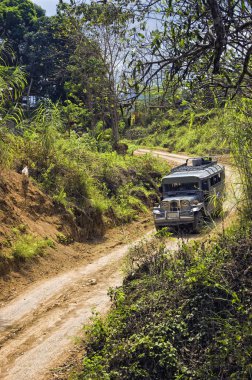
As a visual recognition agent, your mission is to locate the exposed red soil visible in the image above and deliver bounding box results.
[0,169,152,303]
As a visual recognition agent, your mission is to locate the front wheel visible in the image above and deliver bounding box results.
[192,211,204,233]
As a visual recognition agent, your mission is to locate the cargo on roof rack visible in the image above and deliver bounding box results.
[170,157,218,173]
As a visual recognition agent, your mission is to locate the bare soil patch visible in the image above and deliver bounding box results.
[0,215,152,304]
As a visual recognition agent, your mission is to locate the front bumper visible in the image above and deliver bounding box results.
[153,210,195,227]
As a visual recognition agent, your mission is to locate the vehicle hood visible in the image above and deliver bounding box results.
[162,194,201,202]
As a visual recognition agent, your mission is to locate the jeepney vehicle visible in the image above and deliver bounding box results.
[153,157,225,233]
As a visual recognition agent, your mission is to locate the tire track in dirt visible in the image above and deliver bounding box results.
[1,269,120,380]
[0,245,132,331]
[0,152,239,380]
[0,231,157,380]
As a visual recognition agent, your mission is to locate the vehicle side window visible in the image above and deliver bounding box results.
[210,174,221,186]
[202,180,209,191]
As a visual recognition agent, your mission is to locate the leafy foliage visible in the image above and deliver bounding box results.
[118,0,252,100]
[11,234,54,260]
[0,43,26,166]
[220,98,252,214]
[125,108,228,155]
[22,14,74,101]
[0,227,54,263]
[0,0,38,49]
[77,223,252,379]
[15,102,168,225]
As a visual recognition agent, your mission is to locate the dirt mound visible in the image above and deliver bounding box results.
[0,170,104,249]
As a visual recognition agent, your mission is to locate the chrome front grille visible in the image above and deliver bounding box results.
[161,200,191,212]
[170,201,179,212]
[161,200,180,211]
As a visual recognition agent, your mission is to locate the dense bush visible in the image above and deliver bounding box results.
[76,223,252,379]
[14,105,169,226]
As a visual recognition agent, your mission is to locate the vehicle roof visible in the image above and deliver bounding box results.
[162,163,224,181]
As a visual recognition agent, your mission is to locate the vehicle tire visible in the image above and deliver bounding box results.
[192,211,204,233]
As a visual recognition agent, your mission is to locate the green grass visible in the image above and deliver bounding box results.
[125,108,229,155]
[11,234,54,260]
[21,129,169,226]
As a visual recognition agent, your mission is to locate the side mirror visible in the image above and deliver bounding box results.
[158,186,162,193]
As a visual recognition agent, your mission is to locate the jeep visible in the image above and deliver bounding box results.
[153,157,225,233]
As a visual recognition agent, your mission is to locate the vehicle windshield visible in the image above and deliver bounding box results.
[164,182,199,192]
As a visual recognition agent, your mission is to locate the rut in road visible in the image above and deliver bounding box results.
[0,152,238,380]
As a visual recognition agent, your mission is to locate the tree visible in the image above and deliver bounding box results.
[22,14,76,103]
[117,0,252,100]
[62,1,129,146]
[0,0,41,60]
[0,1,75,104]
[0,44,26,120]
[53,2,111,134]
[63,37,108,133]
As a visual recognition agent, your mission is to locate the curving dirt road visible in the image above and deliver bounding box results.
[0,151,239,380]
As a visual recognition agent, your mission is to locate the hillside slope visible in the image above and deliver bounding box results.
[78,223,252,380]
[0,168,153,304]
[0,170,104,249]
[0,168,105,300]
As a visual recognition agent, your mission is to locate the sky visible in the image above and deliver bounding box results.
[32,0,70,16]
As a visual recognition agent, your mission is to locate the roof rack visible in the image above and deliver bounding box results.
[170,157,218,173]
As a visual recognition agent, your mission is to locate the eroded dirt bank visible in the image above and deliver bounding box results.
[0,152,238,380]
[0,216,151,303]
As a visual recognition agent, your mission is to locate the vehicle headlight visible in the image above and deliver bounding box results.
[190,200,199,206]
[180,200,190,209]
[153,209,165,218]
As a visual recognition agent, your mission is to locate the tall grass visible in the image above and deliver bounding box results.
[16,104,169,225]
[0,44,26,168]
[221,99,252,217]
[125,108,228,155]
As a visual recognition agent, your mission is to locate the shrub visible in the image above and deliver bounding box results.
[76,223,252,379]
[56,232,74,245]
[220,98,252,215]
[14,103,169,227]
[11,235,54,260]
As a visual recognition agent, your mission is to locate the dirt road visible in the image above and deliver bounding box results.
[0,152,238,380]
